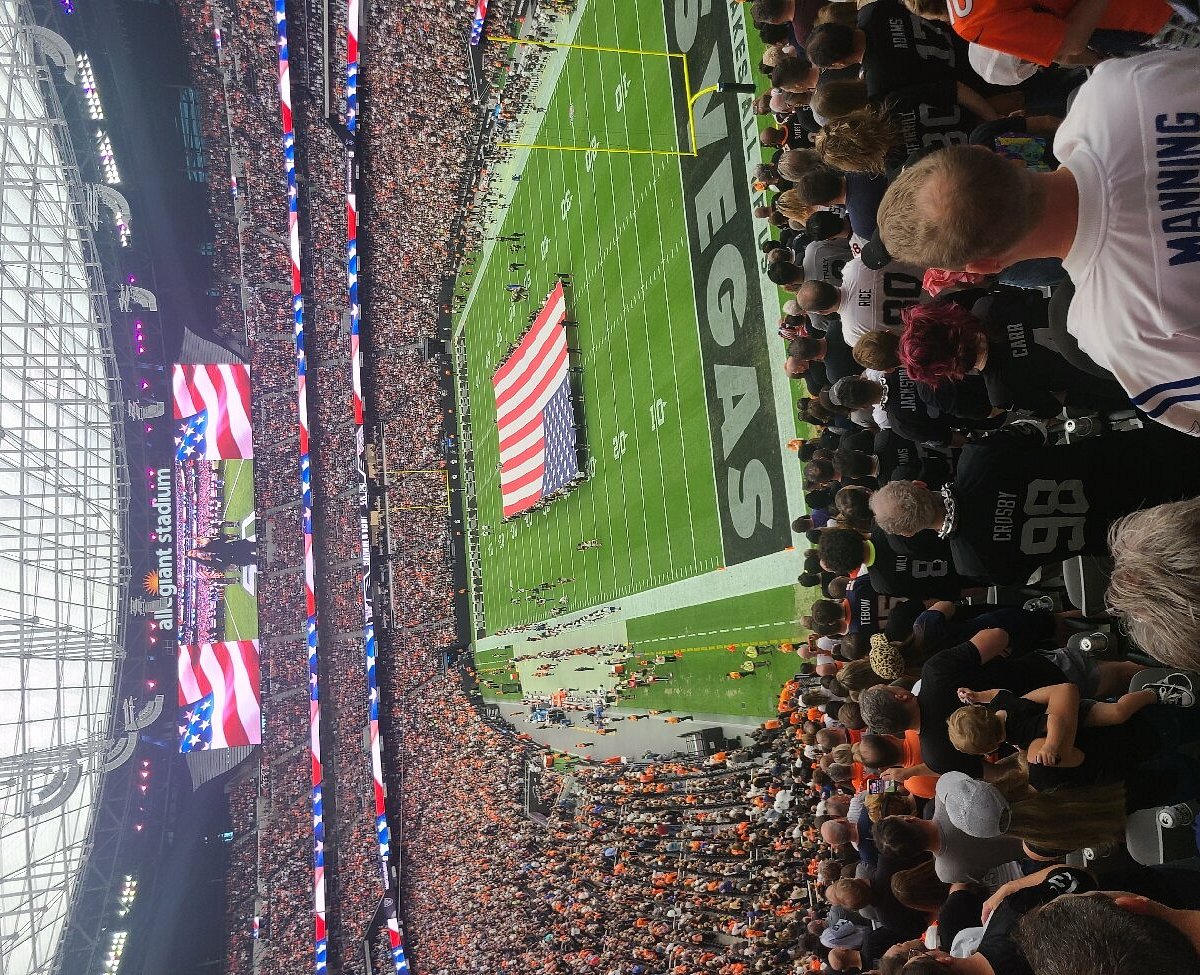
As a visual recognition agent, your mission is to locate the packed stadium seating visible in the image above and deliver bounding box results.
[178,0,1200,973]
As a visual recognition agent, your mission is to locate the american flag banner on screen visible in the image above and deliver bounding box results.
[493,283,581,519]
[177,641,262,750]
[172,364,254,459]
[175,410,210,463]
[178,692,216,753]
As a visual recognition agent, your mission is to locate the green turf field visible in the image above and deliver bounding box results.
[625,586,809,651]
[616,645,811,719]
[220,459,259,641]
[458,1,818,725]
[459,1,721,633]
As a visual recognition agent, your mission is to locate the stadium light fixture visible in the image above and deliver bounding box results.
[95,130,120,184]
[75,53,103,119]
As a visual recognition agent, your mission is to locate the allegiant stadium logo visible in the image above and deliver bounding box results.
[143,571,160,595]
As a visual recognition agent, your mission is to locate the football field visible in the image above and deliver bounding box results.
[455,0,804,651]
[220,458,258,641]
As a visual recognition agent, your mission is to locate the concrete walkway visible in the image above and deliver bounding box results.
[500,701,761,761]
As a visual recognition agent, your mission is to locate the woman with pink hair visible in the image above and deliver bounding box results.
[899,288,1128,418]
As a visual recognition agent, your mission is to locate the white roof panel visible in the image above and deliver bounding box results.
[0,2,125,973]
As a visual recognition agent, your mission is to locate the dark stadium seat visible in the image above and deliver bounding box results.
[1126,804,1200,866]
[1062,555,1113,618]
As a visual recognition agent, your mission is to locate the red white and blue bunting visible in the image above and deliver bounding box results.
[345,1,409,971]
[273,3,328,971]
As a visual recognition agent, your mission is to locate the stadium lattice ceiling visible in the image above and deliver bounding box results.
[0,1,129,972]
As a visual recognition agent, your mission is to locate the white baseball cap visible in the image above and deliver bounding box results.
[968,43,1038,87]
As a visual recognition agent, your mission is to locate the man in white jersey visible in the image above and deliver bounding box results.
[795,255,926,344]
[876,49,1200,435]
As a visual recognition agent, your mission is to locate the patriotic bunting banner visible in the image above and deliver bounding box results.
[470,0,489,44]
[345,0,409,969]
[274,3,328,971]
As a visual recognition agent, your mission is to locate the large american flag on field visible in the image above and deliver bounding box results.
[493,282,581,518]
[177,640,262,750]
[172,363,254,459]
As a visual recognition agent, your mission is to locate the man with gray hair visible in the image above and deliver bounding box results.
[869,426,1200,585]
[1107,497,1200,672]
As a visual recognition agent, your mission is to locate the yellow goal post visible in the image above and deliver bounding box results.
[486,35,721,158]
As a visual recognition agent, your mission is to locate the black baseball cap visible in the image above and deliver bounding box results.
[859,229,891,270]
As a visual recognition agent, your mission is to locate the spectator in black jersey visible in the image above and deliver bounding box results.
[869,425,1200,585]
[833,447,879,486]
[898,290,1129,419]
[860,625,1149,778]
[812,78,998,173]
[891,865,1100,975]
[948,677,1192,808]
[805,0,958,100]
[1012,878,1200,975]
[827,372,969,448]
[818,524,972,599]
[870,429,951,488]
[913,600,1056,658]
[815,85,997,180]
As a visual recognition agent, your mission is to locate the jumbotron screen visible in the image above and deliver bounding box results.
[171,364,262,752]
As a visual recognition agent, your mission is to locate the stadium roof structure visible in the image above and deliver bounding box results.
[0,1,131,972]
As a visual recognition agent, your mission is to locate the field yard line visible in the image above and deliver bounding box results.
[549,70,594,612]
[222,460,244,522]
[225,591,244,641]
[628,0,675,572]
[595,28,653,584]
[585,48,637,594]
[556,47,610,607]
[633,622,803,645]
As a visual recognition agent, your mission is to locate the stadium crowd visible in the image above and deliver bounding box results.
[176,0,393,969]
[176,0,1200,973]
